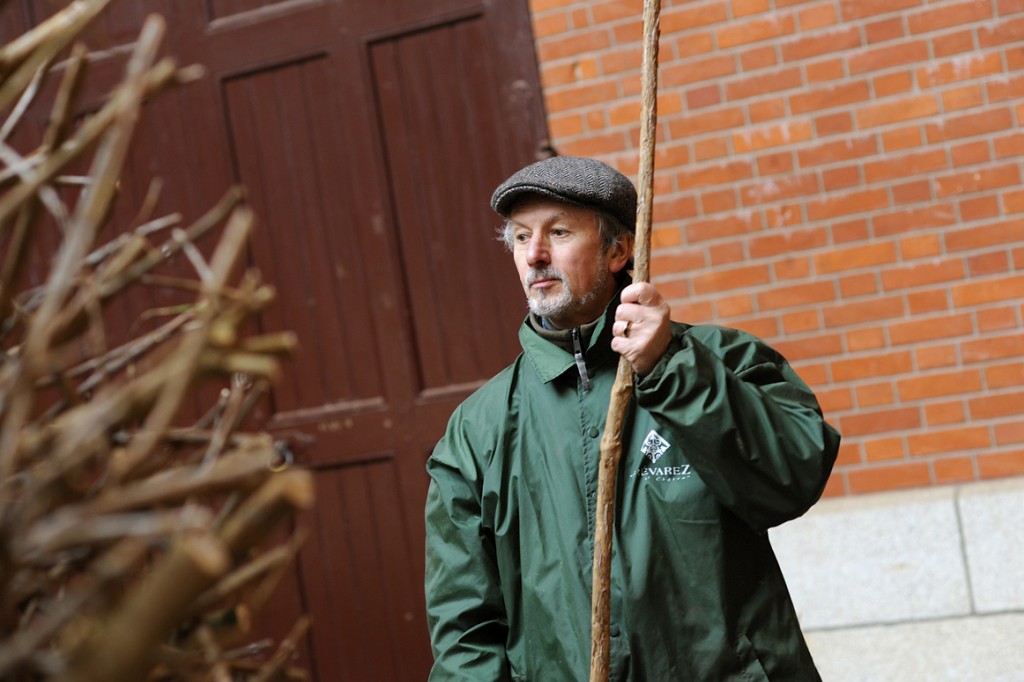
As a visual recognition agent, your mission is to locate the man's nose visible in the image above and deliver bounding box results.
[526,233,549,266]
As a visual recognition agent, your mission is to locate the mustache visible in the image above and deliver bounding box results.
[526,267,564,286]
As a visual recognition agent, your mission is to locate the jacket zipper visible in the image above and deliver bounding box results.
[572,327,591,392]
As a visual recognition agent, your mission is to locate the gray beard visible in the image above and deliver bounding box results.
[526,264,609,327]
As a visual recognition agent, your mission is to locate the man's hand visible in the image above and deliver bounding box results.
[610,282,672,377]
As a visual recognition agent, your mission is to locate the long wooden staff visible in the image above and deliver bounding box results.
[589,0,660,680]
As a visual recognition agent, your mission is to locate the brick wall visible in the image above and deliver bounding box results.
[527,0,1024,496]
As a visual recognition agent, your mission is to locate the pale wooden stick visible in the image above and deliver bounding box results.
[589,0,660,680]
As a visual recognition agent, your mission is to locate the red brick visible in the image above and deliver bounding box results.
[717,293,755,318]
[591,0,643,23]
[774,333,845,361]
[908,0,993,34]
[775,257,812,280]
[797,134,876,166]
[918,52,1004,88]
[693,264,772,295]
[976,307,1018,333]
[849,40,930,75]
[864,149,948,184]
[693,137,731,162]
[741,173,820,206]
[786,79,868,114]
[959,195,1001,221]
[889,313,973,345]
[900,234,943,260]
[733,0,772,17]
[856,94,939,128]
[891,179,933,205]
[685,85,721,110]
[806,188,889,221]
[970,391,1024,419]
[946,220,1024,252]
[824,295,905,327]
[874,70,914,97]
[961,333,1024,363]
[670,299,713,322]
[783,310,822,334]
[840,406,921,438]
[978,16,1024,48]
[864,436,905,461]
[857,382,896,408]
[865,17,905,43]
[934,164,1022,197]
[839,272,879,298]
[686,212,762,244]
[968,251,1010,277]
[908,426,990,456]
[652,248,705,275]
[756,151,795,176]
[758,281,837,311]
[546,81,620,112]
[997,0,1024,14]
[662,54,737,88]
[653,195,698,223]
[832,351,914,382]
[932,29,977,58]
[952,274,1024,307]
[539,29,612,61]
[917,343,958,370]
[666,31,715,58]
[925,401,967,426]
[815,242,897,274]
[732,316,780,339]
[740,45,779,71]
[661,3,730,32]
[978,450,1024,480]
[814,111,854,136]
[988,73,1024,103]
[881,259,966,291]
[933,456,976,484]
[882,125,924,152]
[781,25,862,61]
[873,205,956,236]
[817,388,852,416]
[799,3,838,31]
[899,369,983,401]
[727,67,805,103]
[806,58,845,83]
[764,203,803,229]
[942,85,986,113]
[749,227,830,258]
[676,161,755,190]
[841,0,923,21]
[925,107,1014,144]
[823,165,861,191]
[718,13,796,49]
[995,132,1024,159]
[699,188,738,214]
[749,98,788,123]
[848,462,931,494]
[846,327,887,352]
[832,218,870,243]
[707,243,743,267]
[907,290,950,315]
[995,420,1024,445]
[1006,189,1024,214]
[667,107,746,137]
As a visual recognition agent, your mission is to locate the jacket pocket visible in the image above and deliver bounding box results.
[734,634,770,681]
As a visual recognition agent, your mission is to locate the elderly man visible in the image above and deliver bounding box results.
[424,156,840,681]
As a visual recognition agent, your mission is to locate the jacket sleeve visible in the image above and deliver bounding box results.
[635,324,840,531]
[424,411,511,681]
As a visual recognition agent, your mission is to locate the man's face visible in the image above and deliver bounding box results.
[508,198,631,330]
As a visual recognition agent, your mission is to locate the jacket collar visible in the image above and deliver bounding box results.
[517,278,626,384]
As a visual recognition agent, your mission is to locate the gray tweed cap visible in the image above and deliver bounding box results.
[490,156,637,231]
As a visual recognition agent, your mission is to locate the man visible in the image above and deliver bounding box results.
[424,156,840,681]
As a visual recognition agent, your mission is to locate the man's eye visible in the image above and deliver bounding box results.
[514,233,530,243]
[552,228,568,237]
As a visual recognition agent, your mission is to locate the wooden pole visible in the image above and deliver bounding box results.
[589,0,660,680]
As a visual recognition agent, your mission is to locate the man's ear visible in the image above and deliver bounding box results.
[608,233,635,274]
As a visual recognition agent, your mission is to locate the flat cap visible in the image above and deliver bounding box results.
[491,156,637,231]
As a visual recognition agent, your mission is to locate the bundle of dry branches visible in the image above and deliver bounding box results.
[0,3,312,681]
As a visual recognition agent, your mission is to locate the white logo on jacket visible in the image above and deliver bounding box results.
[632,429,693,482]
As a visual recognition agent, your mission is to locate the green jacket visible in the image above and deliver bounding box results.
[425,295,839,681]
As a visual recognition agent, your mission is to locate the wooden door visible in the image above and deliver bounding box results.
[2,0,548,679]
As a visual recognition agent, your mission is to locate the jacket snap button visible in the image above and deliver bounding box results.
[588,427,600,438]
[610,624,621,637]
